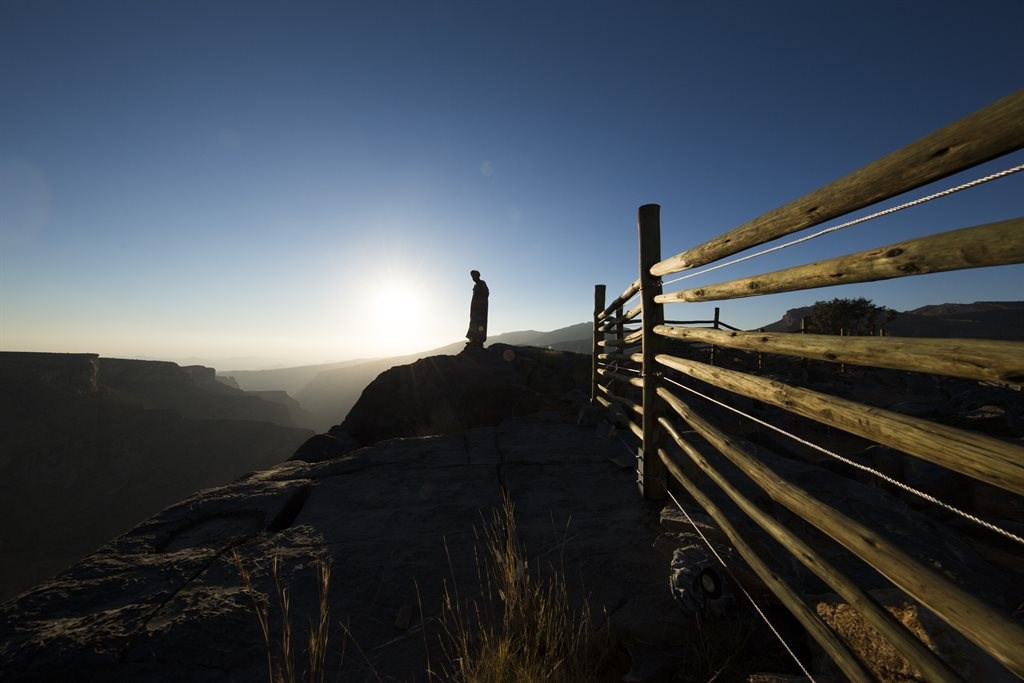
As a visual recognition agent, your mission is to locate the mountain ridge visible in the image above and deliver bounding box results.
[759,300,1024,339]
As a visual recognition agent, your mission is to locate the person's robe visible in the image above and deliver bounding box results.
[467,279,489,343]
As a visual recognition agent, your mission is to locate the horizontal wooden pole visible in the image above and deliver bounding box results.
[657,218,1024,304]
[597,352,635,363]
[655,353,1024,495]
[658,418,963,683]
[599,305,641,327]
[600,385,643,416]
[598,367,645,390]
[651,89,1024,277]
[598,280,641,321]
[628,418,643,441]
[623,329,643,345]
[656,445,873,682]
[657,386,1024,676]
[595,395,611,408]
[596,368,636,385]
[654,325,1024,385]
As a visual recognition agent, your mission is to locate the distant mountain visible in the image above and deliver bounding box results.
[99,357,313,428]
[228,323,594,431]
[760,301,1024,340]
[0,352,314,601]
[218,357,380,396]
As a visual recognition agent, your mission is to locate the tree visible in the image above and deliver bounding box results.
[805,297,896,336]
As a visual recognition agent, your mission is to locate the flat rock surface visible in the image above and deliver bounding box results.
[0,413,684,682]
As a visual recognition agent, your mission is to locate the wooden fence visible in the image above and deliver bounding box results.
[591,89,1024,681]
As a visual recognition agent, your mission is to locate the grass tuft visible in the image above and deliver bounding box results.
[438,492,623,682]
[233,550,332,683]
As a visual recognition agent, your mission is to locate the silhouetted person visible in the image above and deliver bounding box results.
[466,270,489,347]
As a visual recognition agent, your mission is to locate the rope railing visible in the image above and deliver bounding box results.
[661,374,1024,546]
[660,161,1024,288]
[589,90,1024,680]
[651,89,1024,278]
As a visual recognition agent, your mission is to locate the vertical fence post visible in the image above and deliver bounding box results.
[592,285,606,404]
[711,306,720,365]
[757,328,765,370]
[615,305,625,350]
[638,204,667,499]
[800,316,808,370]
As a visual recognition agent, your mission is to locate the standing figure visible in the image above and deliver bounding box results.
[466,269,489,347]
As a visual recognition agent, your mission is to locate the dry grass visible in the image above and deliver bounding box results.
[233,551,332,683]
[437,492,624,682]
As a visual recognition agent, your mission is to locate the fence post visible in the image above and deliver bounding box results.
[800,316,808,370]
[757,328,765,370]
[592,284,606,404]
[711,306,720,365]
[615,305,625,350]
[638,204,667,499]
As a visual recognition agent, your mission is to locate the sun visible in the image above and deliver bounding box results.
[371,282,424,325]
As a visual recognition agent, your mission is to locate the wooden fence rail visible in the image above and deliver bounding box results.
[591,89,1024,680]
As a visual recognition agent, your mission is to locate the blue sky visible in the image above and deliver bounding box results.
[1,1,1021,369]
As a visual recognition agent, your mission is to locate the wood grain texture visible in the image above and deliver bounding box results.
[655,353,1024,495]
[657,218,1024,304]
[653,325,1024,384]
[638,204,667,498]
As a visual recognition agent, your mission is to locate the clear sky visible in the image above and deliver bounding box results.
[2,1,1021,369]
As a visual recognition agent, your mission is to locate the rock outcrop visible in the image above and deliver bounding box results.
[292,344,589,461]
[0,414,689,681]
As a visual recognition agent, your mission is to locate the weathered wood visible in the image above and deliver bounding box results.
[599,317,637,329]
[657,386,1024,676]
[596,367,638,387]
[657,218,1024,304]
[638,204,667,499]
[656,445,874,683]
[655,353,1024,495]
[654,325,1024,385]
[601,386,643,416]
[595,395,611,408]
[598,368,645,391]
[623,329,643,346]
[624,302,642,321]
[592,285,605,404]
[659,418,963,683]
[598,280,641,321]
[628,418,643,441]
[597,352,634,363]
[651,89,1024,277]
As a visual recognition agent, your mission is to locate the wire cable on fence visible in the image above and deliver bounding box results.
[661,162,1024,288]
[666,489,818,683]
[661,376,1024,546]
